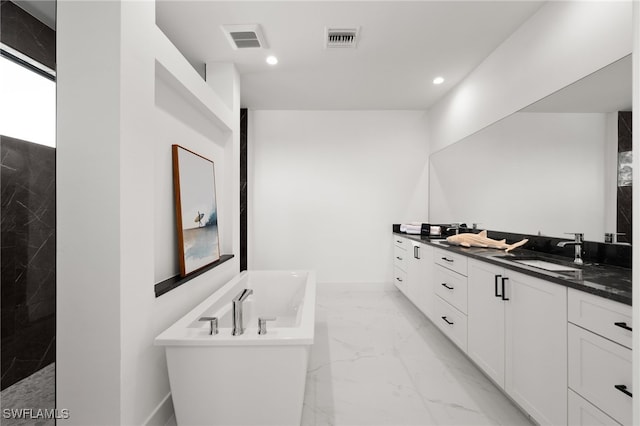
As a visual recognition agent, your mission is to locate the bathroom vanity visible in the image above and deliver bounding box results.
[392,231,632,426]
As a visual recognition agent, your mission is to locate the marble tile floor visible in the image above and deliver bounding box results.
[301,284,535,426]
[0,286,535,426]
[0,363,54,426]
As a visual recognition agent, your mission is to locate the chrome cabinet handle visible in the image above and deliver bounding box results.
[396,256,403,260]
[199,316,219,335]
[614,322,632,331]
[441,316,454,325]
[441,283,454,290]
[396,277,403,282]
[441,257,454,263]
[614,384,633,398]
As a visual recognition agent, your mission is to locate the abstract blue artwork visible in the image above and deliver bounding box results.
[172,145,220,276]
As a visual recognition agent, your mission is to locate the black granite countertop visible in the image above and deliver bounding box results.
[393,232,632,306]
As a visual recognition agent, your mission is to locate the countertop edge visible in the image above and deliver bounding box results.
[393,232,632,306]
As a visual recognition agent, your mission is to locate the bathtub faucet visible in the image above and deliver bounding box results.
[232,288,254,336]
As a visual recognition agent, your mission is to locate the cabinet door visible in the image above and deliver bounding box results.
[568,324,632,426]
[433,295,468,352]
[392,236,409,295]
[505,271,567,426]
[407,242,433,318]
[393,244,408,272]
[434,264,467,314]
[568,389,621,426]
[393,266,408,296]
[568,288,632,350]
[467,259,506,388]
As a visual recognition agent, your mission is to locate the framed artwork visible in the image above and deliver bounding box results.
[172,145,220,276]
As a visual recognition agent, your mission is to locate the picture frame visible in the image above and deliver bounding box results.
[172,145,221,276]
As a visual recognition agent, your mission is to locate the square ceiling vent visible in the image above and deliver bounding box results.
[222,24,268,49]
[325,27,359,48]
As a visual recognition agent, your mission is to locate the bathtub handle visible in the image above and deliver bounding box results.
[258,317,276,335]
[199,317,219,335]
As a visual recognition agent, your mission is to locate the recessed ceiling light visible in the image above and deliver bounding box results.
[433,76,445,85]
[266,56,278,65]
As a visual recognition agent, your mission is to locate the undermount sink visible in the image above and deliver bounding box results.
[510,259,580,273]
[430,239,450,245]
[493,255,583,278]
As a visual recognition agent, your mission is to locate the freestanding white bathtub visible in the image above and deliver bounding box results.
[155,270,316,426]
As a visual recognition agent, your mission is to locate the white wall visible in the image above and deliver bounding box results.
[429,112,607,241]
[427,1,633,154]
[249,110,428,284]
[426,0,633,243]
[56,2,122,421]
[425,0,638,420]
[57,2,240,425]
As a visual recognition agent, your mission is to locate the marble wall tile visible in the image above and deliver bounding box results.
[240,108,248,271]
[1,135,56,390]
[617,111,632,244]
[0,1,56,71]
[618,111,632,152]
[472,229,631,269]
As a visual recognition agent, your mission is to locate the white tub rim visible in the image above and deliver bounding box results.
[154,270,316,347]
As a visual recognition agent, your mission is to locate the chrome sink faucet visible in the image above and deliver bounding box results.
[232,288,253,336]
[446,223,461,235]
[557,233,584,265]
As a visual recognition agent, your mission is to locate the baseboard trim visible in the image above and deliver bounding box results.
[143,392,174,426]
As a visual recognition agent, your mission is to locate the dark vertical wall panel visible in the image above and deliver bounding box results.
[0,1,56,71]
[240,109,248,271]
[1,1,56,390]
[617,111,632,244]
[1,136,56,390]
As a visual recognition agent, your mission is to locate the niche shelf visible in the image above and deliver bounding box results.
[154,254,234,297]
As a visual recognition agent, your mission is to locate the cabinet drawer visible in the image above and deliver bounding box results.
[393,235,409,250]
[434,247,468,276]
[433,296,467,352]
[568,324,632,426]
[394,266,408,296]
[434,264,467,314]
[568,288,632,349]
[393,245,408,272]
[568,389,620,426]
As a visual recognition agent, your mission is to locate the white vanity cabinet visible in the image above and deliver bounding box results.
[432,247,468,352]
[567,289,633,426]
[409,241,434,317]
[393,236,409,296]
[392,234,632,426]
[467,259,568,426]
[504,270,567,426]
[393,236,434,318]
[467,260,506,386]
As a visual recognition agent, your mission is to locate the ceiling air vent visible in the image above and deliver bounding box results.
[325,27,359,48]
[222,24,268,50]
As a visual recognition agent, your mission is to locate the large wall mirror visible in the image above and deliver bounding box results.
[429,54,632,243]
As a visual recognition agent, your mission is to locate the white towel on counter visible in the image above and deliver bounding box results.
[401,223,422,234]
